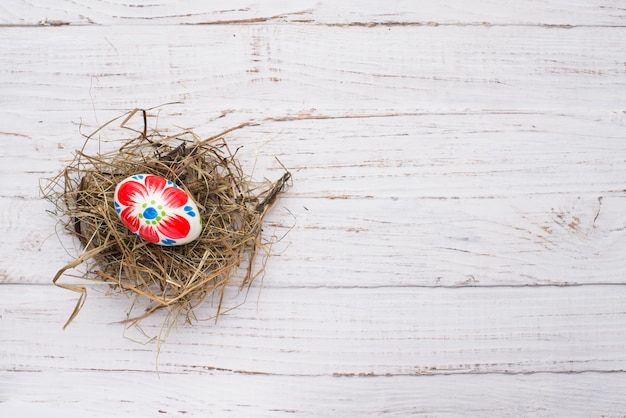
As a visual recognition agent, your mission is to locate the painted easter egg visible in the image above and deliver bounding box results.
[114,174,202,246]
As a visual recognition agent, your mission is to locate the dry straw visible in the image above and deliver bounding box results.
[43,109,290,329]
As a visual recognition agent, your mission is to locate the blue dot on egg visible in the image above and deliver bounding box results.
[143,207,158,220]
[184,205,196,217]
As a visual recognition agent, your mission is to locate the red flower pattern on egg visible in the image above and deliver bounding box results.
[115,175,192,245]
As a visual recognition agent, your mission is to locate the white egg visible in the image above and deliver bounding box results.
[113,174,202,246]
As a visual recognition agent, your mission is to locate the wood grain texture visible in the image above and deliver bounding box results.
[1,1,625,416]
[3,284,626,375]
[2,283,626,416]
[2,24,625,113]
[1,0,625,26]
[1,371,624,417]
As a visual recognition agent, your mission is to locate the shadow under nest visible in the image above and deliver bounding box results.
[44,114,290,329]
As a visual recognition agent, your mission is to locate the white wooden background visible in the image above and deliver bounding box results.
[1,1,626,416]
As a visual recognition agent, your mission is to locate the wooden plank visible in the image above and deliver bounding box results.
[4,193,626,287]
[2,284,625,375]
[1,25,625,114]
[0,371,625,417]
[1,0,625,26]
[4,112,626,198]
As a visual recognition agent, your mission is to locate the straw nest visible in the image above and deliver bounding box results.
[43,110,290,329]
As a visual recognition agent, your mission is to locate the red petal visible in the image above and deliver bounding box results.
[138,225,160,243]
[120,207,140,232]
[117,181,147,206]
[157,214,191,239]
[144,175,166,194]
[161,186,188,209]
